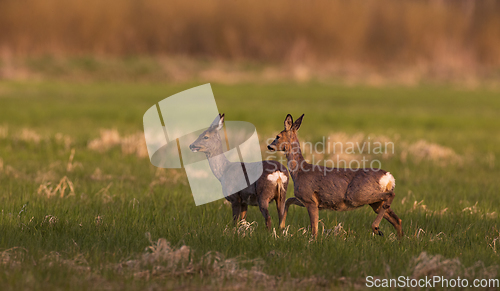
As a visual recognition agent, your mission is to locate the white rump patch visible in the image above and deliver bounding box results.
[267,171,288,184]
[379,172,396,192]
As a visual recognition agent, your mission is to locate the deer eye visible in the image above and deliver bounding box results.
[276,136,280,139]
[204,136,209,139]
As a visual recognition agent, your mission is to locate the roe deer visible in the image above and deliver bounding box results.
[190,114,289,230]
[267,114,403,238]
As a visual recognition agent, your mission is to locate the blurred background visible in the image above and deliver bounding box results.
[1,0,500,85]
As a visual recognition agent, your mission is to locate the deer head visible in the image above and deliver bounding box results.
[267,114,304,152]
[189,113,225,155]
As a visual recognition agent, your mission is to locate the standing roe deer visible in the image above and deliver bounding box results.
[190,114,289,230]
[267,114,403,238]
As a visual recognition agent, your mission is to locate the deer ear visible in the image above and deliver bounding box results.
[284,114,293,131]
[210,113,224,130]
[291,114,304,131]
[216,113,225,130]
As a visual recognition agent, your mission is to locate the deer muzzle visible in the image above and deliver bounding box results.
[189,144,201,152]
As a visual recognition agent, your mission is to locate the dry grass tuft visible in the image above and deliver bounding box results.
[37,176,75,198]
[116,234,192,279]
[90,168,113,181]
[460,201,498,219]
[2,126,75,152]
[88,129,148,158]
[486,212,498,219]
[54,132,73,150]
[66,148,82,172]
[148,168,186,191]
[224,220,258,238]
[17,128,42,144]
[141,235,190,267]
[321,132,395,165]
[40,215,59,227]
[89,167,135,183]
[411,252,464,278]
[121,132,149,158]
[41,252,91,273]
[488,229,500,254]
[322,222,348,238]
[410,252,498,282]
[462,201,480,214]
[272,222,349,241]
[296,132,395,166]
[0,160,26,179]
[403,139,462,166]
[113,233,269,282]
[94,215,103,226]
[410,200,448,216]
[95,183,114,203]
[0,247,28,269]
[87,129,121,152]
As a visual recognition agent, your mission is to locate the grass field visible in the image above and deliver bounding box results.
[0,81,499,290]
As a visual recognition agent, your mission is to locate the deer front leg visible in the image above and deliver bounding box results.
[306,203,319,238]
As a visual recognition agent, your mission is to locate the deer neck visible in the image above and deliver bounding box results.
[205,137,230,181]
[285,136,306,180]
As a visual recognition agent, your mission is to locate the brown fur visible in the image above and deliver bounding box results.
[190,114,289,230]
[268,114,403,238]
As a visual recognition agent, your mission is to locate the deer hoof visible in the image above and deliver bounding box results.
[373,227,383,237]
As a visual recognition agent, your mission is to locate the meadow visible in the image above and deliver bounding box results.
[0,81,499,290]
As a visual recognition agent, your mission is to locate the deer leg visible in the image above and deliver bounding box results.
[373,205,399,237]
[286,197,305,210]
[305,203,319,238]
[369,192,395,236]
[385,208,403,238]
[370,202,385,236]
[258,199,272,231]
[380,209,399,233]
[281,197,304,229]
[240,204,248,221]
[276,196,285,229]
[231,203,241,225]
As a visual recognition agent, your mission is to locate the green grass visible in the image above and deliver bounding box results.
[0,81,499,290]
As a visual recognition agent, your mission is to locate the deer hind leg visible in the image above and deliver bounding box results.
[369,191,395,236]
[258,199,272,231]
[372,203,402,238]
[282,197,304,229]
[276,195,286,229]
[385,208,403,238]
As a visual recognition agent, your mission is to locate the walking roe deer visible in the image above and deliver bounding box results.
[190,114,289,230]
[267,114,403,238]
